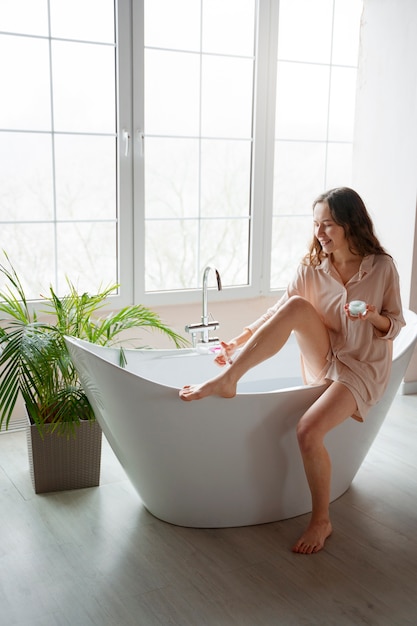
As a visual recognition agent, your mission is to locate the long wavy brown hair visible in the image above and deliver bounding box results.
[304,187,389,266]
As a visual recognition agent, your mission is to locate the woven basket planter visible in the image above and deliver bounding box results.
[26,417,102,494]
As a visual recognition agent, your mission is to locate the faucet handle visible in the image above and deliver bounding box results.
[185,321,219,333]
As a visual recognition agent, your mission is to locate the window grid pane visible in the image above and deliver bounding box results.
[143,0,256,292]
[0,2,118,298]
[271,0,362,290]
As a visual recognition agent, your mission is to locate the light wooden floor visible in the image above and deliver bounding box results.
[1,393,417,626]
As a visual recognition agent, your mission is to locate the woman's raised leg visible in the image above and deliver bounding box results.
[179,296,330,401]
[292,381,357,554]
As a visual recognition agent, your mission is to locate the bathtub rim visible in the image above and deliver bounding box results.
[64,307,417,396]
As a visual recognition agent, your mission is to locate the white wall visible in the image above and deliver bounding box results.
[353,0,417,385]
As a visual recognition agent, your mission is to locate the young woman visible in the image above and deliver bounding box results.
[179,187,405,554]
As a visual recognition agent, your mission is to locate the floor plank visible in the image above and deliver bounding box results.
[1,392,417,625]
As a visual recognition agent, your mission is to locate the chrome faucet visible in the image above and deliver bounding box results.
[185,266,222,346]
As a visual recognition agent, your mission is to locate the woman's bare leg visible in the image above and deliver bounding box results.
[292,381,357,554]
[179,296,330,401]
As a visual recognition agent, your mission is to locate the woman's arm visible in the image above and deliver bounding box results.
[364,305,392,335]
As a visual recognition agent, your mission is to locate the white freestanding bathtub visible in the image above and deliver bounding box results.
[65,309,417,528]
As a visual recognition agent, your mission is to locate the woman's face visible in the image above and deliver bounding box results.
[313,201,348,255]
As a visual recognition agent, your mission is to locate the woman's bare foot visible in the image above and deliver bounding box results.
[179,375,237,401]
[292,519,332,554]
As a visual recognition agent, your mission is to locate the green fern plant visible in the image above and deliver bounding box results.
[0,253,186,435]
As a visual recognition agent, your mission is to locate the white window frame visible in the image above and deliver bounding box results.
[0,1,358,310]
[116,0,135,307]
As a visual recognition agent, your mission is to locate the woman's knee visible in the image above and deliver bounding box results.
[284,295,312,314]
[296,417,323,454]
[280,296,320,325]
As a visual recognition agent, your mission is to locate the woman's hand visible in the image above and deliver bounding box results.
[213,328,252,366]
[344,303,391,335]
[214,340,238,366]
[344,302,368,321]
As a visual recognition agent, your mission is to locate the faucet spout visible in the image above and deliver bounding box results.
[185,266,222,347]
[202,265,222,326]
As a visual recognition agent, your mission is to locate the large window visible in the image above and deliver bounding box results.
[0,0,362,304]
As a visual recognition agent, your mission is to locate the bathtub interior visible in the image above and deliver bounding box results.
[71,332,305,392]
